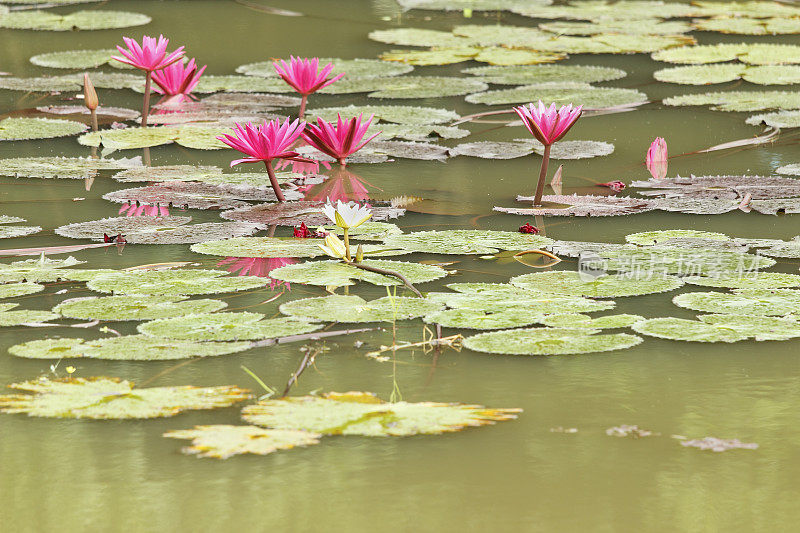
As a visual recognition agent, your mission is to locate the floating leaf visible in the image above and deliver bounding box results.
[0,282,43,299]
[270,259,448,287]
[626,230,730,245]
[54,295,227,321]
[539,313,644,329]
[398,0,546,12]
[0,75,81,92]
[237,57,412,79]
[78,125,228,154]
[654,63,745,85]
[473,47,567,66]
[511,271,684,297]
[319,75,488,99]
[374,123,470,141]
[664,90,800,112]
[428,286,615,315]
[242,392,520,437]
[190,75,289,94]
[698,313,800,341]
[673,289,800,316]
[463,327,643,355]
[683,272,800,289]
[86,269,267,296]
[8,336,250,361]
[632,317,749,343]
[222,201,405,227]
[30,49,117,69]
[680,436,759,452]
[451,24,551,46]
[651,43,747,64]
[512,1,698,21]
[0,256,112,283]
[0,156,141,180]
[423,308,546,330]
[118,222,263,245]
[0,377,250,419]
[0,215,25,224]
[368,28,477,48]
[631,174,800,200]
[748,110,800,128]
[599,247,775,275]
[695,17,800,35]
[466,83,647,108]
[0,10,151,31]
[37,105,139,121]
[449,141,532,159]
[55,216,192,240]
[280,294,443,323]
[462,64,626,85]
[496,195,655,217]
[531,140,614,160]
[103,181,297,209]
[0,303,58,326]
[164,425,321,459]
[138,313,322,342]
[369,140,449,161]
[190,236,404,259]
[382,230,553,255]
[379,47,482,66]
[0,117,86,141]
[323,222,403,242]
[541,19,692,35]
[0,225,41,239]
[309,104,458,126]
[748,198,800,215]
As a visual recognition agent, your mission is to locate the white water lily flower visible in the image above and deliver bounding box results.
[318,233,347,259]
[322,200,372,230]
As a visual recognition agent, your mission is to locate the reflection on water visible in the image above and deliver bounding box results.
[217,256,296,291]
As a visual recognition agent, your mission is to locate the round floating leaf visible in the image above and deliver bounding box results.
[322,222,403,242]
[380,47,481,66]
[673,289,800,316]
[122,222,263,245]
[54,295,227,321]
[512,1,697,21]
[86,269,267,296]
[466,83,647,108]
[654,63,745,84]
[463,327,643,355]
[472,47,567,66]
[598,248,775,275]
[319,76,488,98]
[626,230,730,245]
[37,105,139,121]
[664,90,800,112]
[449,141,532,159]
[423,308,546,330]
[698,314,800,341]
[0,377,250,419]
[138,313,322,341]
[748,110,800,128]
[541,19,692,35]
[179,75,287,94]
[511,271,684,297]
[164,425,321,459]
[0,10,151,31]
[652,43,748,64]
[0,225,41,239]
[370,140,449,161]
[8,335,250,361]
[0,117,87,141]
[0,156,141,180]
[539,313,644,329]
[631,174,800,201]
[237,57,412,79]
[382,230,553,255]
[242,392,521,437]
[0,282,44,299]
[0,304,58,326]
[0,215,25,224]
[496,194,656,217]
[428,288,615,314]
[368,28,477,48]
[0,75,81,92]
[693,1,800,18]
[631,317,748,342]
[462,64,626,85]
[683,272,800,289]
[374,123,469,141]
[191,236,404,259]
[399,0,545,11]
[55,216,192,241]
[103,181,294,209]
[222,201,405,227]
[30,49,117,69]
[270,259,448,287]
[309,104,458,125]
[280,294,443,323]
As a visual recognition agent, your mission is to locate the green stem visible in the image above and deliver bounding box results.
[141,71,152,128]
[534,143,551,207]
[343,227,351,262]
[265,161,286,202]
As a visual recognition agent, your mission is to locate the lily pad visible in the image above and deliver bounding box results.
[673,289,800,316]
[237,57,412,79]
[683,272,800,289]
[55,216,192,240]
[0,256,112,284]
[0,117,86,141]
[242,391,520,437]
[398,0,545,12]
[369,140,449,161]
[651,43,748,64]
[748,110,800,128]
[539,313,644,329]
[0,10,151,31]
[599,247,775,275]
[496,195,656,217]
[0,156,141,180]
[117,222,264,245]
[222,201,405,227]
[382,230,553,255]
[428,286,615,315]
[632,174,800,200]
[319,76,488,99]
[309,104,458,125]
[54,295,228,321]
[462,64,626,85]
[449,141,533,159]
[0,377,250,419]
[30,49,117,69]
[423,308,547,330]
[138,313,322,342]
[86,269,268,296]
[322,222,403,242]
[466,83,647,108]
[0,225,41,239]
[368,28,477,48]
[511,271,684,297]
[698,314,800,341]
[190,236,403,259]
[164,425,321,459]
[664,90,800,112]
[654,64,745,85]
[0,282,44,299]
[626,230,730,245]
[631,317,749,343]
[463,327,643,355]
[379,48,483,66]
[695,17,800,35]
[541,19,692,35]
[0,303,58,326]
[103,181,296,209]
[374,123,470,141]
[78,125,229,154]
[531,140,614,160]
[0,75,82,92]
[280,294,443,323]
[270,259,448,287]
[8,336,251,361]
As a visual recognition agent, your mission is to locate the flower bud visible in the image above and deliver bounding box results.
[83,73,98,111]
[355,244,364,263]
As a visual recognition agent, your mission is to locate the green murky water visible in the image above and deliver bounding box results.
[1,1,799,530]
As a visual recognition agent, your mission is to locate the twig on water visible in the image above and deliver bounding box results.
[249,326,377,348]
[282,345,324,397]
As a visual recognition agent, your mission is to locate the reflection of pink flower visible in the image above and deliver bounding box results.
[303,167,374,203]
[646,137,668,180]
[216,257,296,290]
[275,158,331,175]
[118,202,169,217]
[152,58,206,103]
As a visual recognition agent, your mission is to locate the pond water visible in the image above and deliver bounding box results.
[1,0,799,530]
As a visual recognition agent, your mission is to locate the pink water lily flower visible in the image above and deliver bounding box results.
[274,56,344,118]
[514,101,582,206]
[112,35,185,128]
[646,137,668,180]
[152,58,206,104]
[302,114,380,166]
[216,117,307,202]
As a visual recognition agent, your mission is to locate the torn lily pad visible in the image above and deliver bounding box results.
[0,225,41,239]
[369,140,448,161]
[449,141,532,159]
[164,425,321,459]
[280,294,443,323]
[0,10,151,31]
[462,64,626,85]
[54,295,228,321]
[119,222,263,245]
[463,327,643,356]
[309,104,458,125]
[242,391,520,437]
[496,195,655,217]
[626,230,730,245]
[190,236,404,259]
[531,140,614,160]
[0,156,141,180]
[683,272,800,289]
[539,313,644,329]
[673,289,800,316]
[138,313,322,342]
[238,57,412,79]
[0,377,250,419]
[0,117,87,141]
[466,83,647,108]
[9,336,251,361]
[382,230,553,255]
[55,216,192,240]
[511,271,684,297]
[86,269,268,296]
[30,49,117,69]
[0,303,58,326]
[748,110,800,128]
[0,282,44,299]
[270,259,448,287]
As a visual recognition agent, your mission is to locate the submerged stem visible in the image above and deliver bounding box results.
[348,262,423,297]
[141,71,152,128]
[534,143,551,207]
[265,161,286,202]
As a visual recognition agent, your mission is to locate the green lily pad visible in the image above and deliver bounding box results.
[237,57,412,79]
[78,126,228,155]
[115,222,263,245]
[105,180,294,209]
[8,335,251,361]
[0,215,25,224]
[374,123,470,141]
[379,47,482,66]
[631,317,749,343]
[449,141,533,159]
[694,1,800,17]
[279,294,443,323]
[382,230,553,255]
[531,140,615,160]
[190,237,405,259]
[510,271,684,297]
[178,75,287,94]
[0,256,110,283]
[695,17,800,35]
[463,327,643,355]
[428,287,615,315]
[465,83,647,108]
[0,75,81,92]
[673,289,800,316]
[55,216,192,240]
[683,272,800,289]
[164,425,321,459]
[541,19,692,35]
[747,110,800,128]
[699,314,800,341]
[664,90,800,112]
[270,259,448,288]
[322,222,403,242]
[0,282,44,299]
[0,303,58,326]
[138,313,322,342]
[0,377,250,419]
[330,76,489,99]
[423,308,547,330]
[399,0,545,12]
[626,230,730,245]
[651,43,748,64]
[0,117,87,141]
[512,1,697,21]
[654,64,745,85]
[539,313,644,329]
[86,269,268,296]
[368,140,448,160]
[309,104,458,125]
[0,156,141,180]
[474,47,567,66]
[242,391,521,437]
[0,10,151,31]
[0,225,41,239]
[111,164,222,183]
[368,28,477,48]
[222,201,404,227]
[496,195,656,217]
[54,295,228,321]
[452,24,551,46]
[462,64,626,85]
[598,248,775,275]
[30,49,117,69]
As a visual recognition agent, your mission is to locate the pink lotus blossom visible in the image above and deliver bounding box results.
[216,118,307,202]
[152,58,206,103]
[302,114,380,166]
[646,137,668,180]
[216,257,296,291]
[112,35,185,72]
[513,101,582,206]
[274,56,343,118]
[118,202,169,217]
